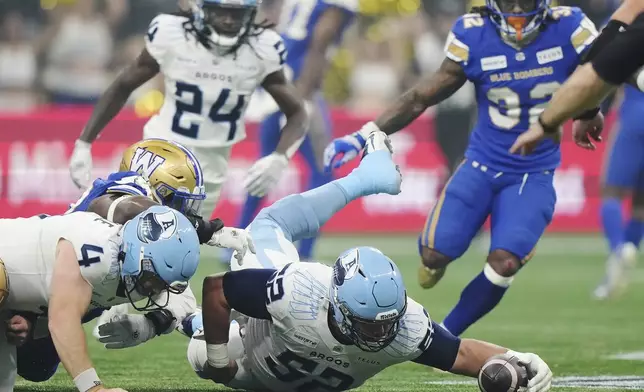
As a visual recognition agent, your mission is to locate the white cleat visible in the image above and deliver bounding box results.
[92,303,130,339]
[362,130,394,157]
[592,242,638,300]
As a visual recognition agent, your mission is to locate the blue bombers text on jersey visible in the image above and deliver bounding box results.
[446,6,597,172]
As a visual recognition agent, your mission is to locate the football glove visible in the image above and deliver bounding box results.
[507,350,553,392]
[244,152,289,197]
[323,122,380,171]
[207,227,256,264]
[69,139,93,189]
[97,313,156,349]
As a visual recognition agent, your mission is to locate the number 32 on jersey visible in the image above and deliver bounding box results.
[487,82,561,129]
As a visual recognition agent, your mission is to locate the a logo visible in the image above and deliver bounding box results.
[293,331,319,348]
[375,309,399,321]
[537,46,564,65]
[137,210,178,243]
[515,52,526,61]
[333,249,360,286]
[481,55,508,71]
[130,148,165,178]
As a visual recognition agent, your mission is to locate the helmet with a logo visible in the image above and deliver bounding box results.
[329,247,408,352]
[120,205,200,310]
[120,138,206,216]
[485,0,551,44]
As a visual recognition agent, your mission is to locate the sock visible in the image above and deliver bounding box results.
[442,264,512,336]
[624,218,644,248]
[600,198,624,252]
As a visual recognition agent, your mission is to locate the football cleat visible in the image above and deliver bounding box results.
[418,265,446,289]
[353,131,402,196]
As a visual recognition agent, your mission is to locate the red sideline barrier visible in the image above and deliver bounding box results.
[0,108,611,232]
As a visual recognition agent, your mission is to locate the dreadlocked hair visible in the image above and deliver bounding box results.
[175,9,275,58]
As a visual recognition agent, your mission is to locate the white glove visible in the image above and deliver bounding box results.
[69,139,93,189]
[508,350,552,392]
[244,152,289,197]
[208,227,256,264]
[97,313,156,349]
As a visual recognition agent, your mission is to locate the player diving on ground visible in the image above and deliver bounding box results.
[176,131,552,392]
[0,205,200,392]
[8,138,252,386]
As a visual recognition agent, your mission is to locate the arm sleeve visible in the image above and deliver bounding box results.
[580,19,627,64]
[412,321,462,371]
[222,268,278,320]
[592,12,644,85]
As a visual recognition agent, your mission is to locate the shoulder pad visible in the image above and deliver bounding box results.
[267,263,331,328]
[550,7,598,55]
[145,14,188,66]
[324,0,359,13]
[384,297,431,358]
[444,14,484,66]
[58,213,121,288]
[253,29,286,79]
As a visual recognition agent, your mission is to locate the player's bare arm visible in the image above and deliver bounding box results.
[88,194,158,224]
[48,239,110,391]
[295,7,352,101]
[79,49,160,144]
[374,58,467,135]
[449,339,507,376]
[611,0,644,24]
[262,69,308,156]
[201,273,238,384]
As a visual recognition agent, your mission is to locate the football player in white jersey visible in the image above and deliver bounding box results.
[0,205,200,392]
[181,132,553,392]
[69,0,308,220]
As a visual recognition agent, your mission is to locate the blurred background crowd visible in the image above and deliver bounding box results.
[0,0,620,114]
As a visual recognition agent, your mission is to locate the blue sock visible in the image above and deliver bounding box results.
[624,218,644,248]
[442,266,511,336]
[601,198,624,252]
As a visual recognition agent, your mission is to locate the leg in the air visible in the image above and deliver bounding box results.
[297,135,333,260]
[442,170,555,336]
[418,161,492,290]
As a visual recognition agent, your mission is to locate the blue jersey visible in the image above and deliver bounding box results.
[278,0,358,80]
[446,7,598,172]
[67,171,154,214]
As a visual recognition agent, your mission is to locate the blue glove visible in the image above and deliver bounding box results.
[323,122,380,171]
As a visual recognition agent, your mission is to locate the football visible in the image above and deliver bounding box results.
[478,353,529,392]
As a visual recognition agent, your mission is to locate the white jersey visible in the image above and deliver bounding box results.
[0,212,134,314]
[243,263,432,391]
[144,14,286,147]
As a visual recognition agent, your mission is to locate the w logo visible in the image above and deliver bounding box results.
[131,148,166,177]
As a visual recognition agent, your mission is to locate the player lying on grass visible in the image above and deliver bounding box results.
[6,138,253,385]
[323,0,602,338]
[179,131,553,392]
[0,205,200,392]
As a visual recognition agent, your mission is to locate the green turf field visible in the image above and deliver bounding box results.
[15,234,644,392]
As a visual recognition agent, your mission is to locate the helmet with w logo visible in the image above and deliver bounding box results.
[120,139,206,216]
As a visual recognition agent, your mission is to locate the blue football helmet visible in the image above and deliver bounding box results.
[191,0,259,47]
[486,0,551,44]
[120,205,200,310]
[330,247,408,352]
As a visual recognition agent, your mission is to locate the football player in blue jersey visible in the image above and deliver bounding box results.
[324,0,603,336]
[236,0,358,261]
[594,86,644,299]
[9,138,253,385]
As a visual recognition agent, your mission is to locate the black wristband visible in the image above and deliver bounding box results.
[539,115,559,135]
[573,107,600,121]
[187,214,225,244]
[145,309,175,336]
